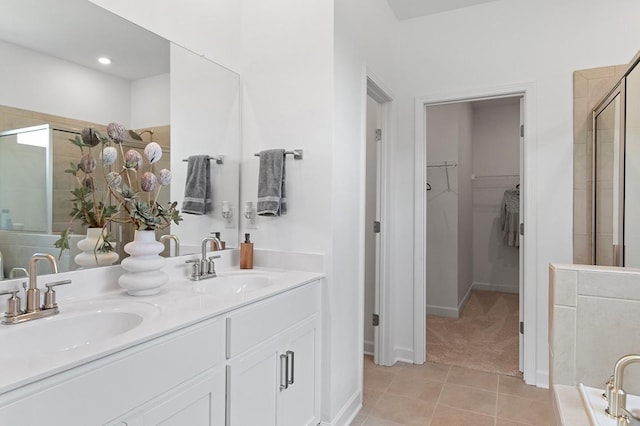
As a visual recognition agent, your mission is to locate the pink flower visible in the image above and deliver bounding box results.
[141,172,157,192]
[144,142,162,164]
[107,122,126,144]
[124,150,143,170]
[158,169,172,186]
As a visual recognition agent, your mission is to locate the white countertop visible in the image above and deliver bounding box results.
[0,264,324,396]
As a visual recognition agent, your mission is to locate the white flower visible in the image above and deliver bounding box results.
[124,150,143,170]
[101,146,117,166]
[158,169,172,186]
[106,172,122,188]
[107,122,126,144]
[140,172,157,192]
[144,142,162,164]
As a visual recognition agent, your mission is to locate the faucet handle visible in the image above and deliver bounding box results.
[43,280,71,310]
[207,256,220,275]
[0,289,22,318]
[185,259,201,277]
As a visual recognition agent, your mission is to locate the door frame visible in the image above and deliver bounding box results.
[413,83,538,385]
[365,71,393,366]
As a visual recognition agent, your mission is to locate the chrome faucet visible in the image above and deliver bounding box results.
[0,253,71,325]
[9,267,28,279]
[606,354,640,425]
[160,234,180,256]
[185,237,221,281]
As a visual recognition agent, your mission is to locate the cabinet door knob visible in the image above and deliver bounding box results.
[287,350,295,385]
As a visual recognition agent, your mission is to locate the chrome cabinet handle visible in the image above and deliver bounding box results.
[287,350,295,385]
[280,353,288,390]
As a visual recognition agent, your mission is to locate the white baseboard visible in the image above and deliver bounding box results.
[394,346,415,364]
[363,340,374,356]
[321,389,361,426]
[458,284,473,314]
[472,281,519,294]
[426,304,459,318]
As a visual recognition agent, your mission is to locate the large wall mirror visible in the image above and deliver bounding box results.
[0,0,240,277]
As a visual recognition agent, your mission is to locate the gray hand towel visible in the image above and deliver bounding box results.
[257,149,287,216]
[182,155,212,215]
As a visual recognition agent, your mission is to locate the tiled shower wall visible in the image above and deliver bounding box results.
[573,65,626,263]
[549,264,640,394]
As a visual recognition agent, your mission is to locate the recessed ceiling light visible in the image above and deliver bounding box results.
[98,57,111,65]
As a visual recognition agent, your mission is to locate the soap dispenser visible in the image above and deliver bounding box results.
[240,233,253,269]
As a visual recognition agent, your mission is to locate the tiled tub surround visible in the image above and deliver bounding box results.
[549,264,640,425]
[0,248,324,396]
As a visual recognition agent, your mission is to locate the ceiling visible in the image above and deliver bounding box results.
[0,0,168,81]
[386,0,501,20]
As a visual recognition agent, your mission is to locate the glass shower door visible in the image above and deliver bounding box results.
[593,84,624,266]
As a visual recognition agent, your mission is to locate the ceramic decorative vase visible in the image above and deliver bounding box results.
[118,230,168,296]
[74,227,119,268]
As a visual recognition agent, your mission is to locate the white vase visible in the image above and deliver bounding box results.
[118,230,167,296]
[74,227,119,268]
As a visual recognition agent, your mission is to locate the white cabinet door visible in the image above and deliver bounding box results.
[227,315,319,426]
[118,369,225,426]
[278,317,319,426]
[226,339,280,426]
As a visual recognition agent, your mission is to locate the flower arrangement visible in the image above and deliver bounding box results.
[104,122,182,231]
[55,123,182,258]
[54,127,118,256]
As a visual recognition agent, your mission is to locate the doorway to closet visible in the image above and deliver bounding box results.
[424,96,523,377]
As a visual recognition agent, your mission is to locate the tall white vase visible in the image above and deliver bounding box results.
[118,230,167,296]
[75,227,119,268]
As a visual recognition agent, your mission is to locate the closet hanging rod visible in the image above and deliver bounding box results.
[182,155,224,165]
[471,173,520,179]
[427,161,457,168]
[253,149,304,160]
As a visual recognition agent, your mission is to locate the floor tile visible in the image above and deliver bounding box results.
[387,373,443,401]
[446,366,498,392]
[497,393,552,425]
[498,375,550,402]
[429,405,495,426]
[395,361,450,383]
[369,394,435,425]
[438,383,497,416]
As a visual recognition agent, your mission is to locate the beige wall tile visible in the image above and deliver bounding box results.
[552,269,577,307]
[576,66,615,80]
[578,269,640,300]
[550,306,576,386]
[574,73,588,98]
[576,295,640,394]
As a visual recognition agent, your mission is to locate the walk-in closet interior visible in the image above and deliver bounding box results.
[424,97,523,376]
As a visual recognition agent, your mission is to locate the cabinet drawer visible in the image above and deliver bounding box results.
[226,281,319,358]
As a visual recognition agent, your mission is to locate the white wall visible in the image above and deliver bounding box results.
[425,104,460,314]
[472,101,520,293]
[392,0,640,385]
[130,73,170,129]
[0,39,131,125]
[333,0,398,422]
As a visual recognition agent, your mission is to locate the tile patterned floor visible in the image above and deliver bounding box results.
[352,356,552,425]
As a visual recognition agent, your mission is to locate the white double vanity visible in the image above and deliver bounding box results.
[0,250,324,425]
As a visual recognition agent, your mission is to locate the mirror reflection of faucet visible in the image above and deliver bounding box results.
[160,234,180,257]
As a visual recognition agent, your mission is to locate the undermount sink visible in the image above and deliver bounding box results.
[191,273,275,296]
[0,302,159,358]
